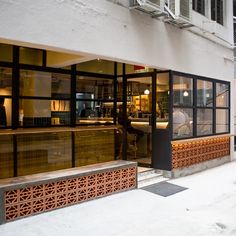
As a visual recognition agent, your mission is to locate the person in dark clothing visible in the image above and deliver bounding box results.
[118,105,144,144]
[0,98,7,127]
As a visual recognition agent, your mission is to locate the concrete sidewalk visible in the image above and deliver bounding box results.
[1,161,236,236]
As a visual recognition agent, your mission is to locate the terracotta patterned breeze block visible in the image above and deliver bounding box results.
[172,136,230,169]
[1,161,136,223]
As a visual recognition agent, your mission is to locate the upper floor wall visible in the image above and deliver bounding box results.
[0,0,234,81]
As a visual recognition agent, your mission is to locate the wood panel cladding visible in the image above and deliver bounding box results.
[172,136,230,169]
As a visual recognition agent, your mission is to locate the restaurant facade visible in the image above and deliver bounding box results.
[0,0,234,223]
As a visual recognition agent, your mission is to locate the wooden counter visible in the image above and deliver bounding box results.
[0,126,117,136]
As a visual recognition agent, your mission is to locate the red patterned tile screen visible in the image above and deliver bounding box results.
[172,137,230,169]
[5,167,136,222]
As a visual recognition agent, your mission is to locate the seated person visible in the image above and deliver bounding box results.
[118,105,144,144]
[0,98,7,127]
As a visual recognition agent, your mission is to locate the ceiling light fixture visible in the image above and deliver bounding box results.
[144,89,150,95]
[183,91,189,97]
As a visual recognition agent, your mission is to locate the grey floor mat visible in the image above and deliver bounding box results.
[141,182,188,197]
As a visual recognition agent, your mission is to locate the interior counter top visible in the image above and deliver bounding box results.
[0,126,117,136]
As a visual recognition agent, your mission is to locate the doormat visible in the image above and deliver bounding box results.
[141,182,188,197]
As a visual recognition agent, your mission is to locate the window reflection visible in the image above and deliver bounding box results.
[173,76,193,106]
[51,73,71,99]
[216,83,229,107]
[0,67,12,96]
[20,70,70,98]
[17,132,72,176]
[197,80,213,107]
[20,47,43,66]
[173,108,193,139]
[216,109,229,133]
[19,99,70,126]
[76,76,113,100]
[76,100,113,124]
[197,109,213,136]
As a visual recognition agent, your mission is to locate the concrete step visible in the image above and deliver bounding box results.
[138,170,168,188]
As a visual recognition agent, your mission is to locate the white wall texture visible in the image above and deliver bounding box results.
[0,0,233,81]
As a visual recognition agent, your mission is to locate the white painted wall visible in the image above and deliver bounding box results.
[0,0,233,81]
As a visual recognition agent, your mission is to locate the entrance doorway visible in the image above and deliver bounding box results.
[117,71,170,167]
[125,75,152,166]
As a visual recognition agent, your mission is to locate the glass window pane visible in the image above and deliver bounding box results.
[76,100,114,125]
[19,99,70,126]
[197,109,213,136]
[127,77,152,113]
[77,59,114,75]
[75,129,114,167]
[156,73,169,128]
[173,75,193,106]
[0,44,13,62]
[0,135,14,179]
[76,76,113,100]
[197,80,213,107]
[19,99,51,126]
[20,70,70,98]
[216,109,229,133]
[216,83,229,107]
[17,132,72,176]
[51,73,71,99]
[0,67,12,96]
[20,47,43,66]
[0,98,12,127]
[173,108,193,139]
[20,70,51,97]
[51,100,71,125]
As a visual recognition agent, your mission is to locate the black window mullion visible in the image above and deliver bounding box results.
[71,65,76,127]
[113,62,117,125]
[42,50,47,67]
[213,82,216,134]
[169,71,173,139]
[122,63,127,161]
[193,77,197,137]
[12,46,19,129]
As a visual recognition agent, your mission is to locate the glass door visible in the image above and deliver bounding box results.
[124,75,153,166]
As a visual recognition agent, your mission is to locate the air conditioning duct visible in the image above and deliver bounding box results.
[130,0,165,17]
[164,0,192,28]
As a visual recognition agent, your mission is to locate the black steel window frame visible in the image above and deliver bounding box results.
[171,71,230,141]
[0,49,14,130]
[0,45,117,129]
[75,70,116,126]
[0,44,231,139]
